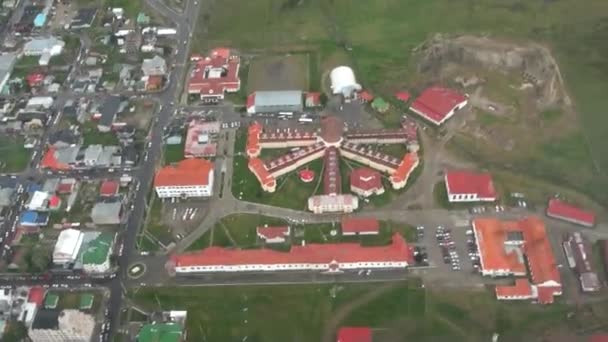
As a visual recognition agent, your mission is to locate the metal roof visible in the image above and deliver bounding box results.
[253,90,302,107]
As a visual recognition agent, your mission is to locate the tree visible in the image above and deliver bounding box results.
[28,246,51,273]
[2,321,28,342]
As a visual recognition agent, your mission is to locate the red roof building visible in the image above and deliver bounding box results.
[350,167,384,198]
[26,72,45,87]
[154,159,214,198]
[409,87,468,125]
[473,216,562,304]
[390,152,419,190]
[495,278,535,301]
[99,180,119,197]
[248,158,276,193]
[337,327,372,342]
[444,170,497,203]
[187,48,240,102]
[145,75,163,91]
[48,195,61,210]
[167,233,414,274]
[256,226,290,243]
[394,91,411,103]
[28,286,45,306]
[299,169,315,183]
[358,90,374,103]
[184,120,220,158]
[341,217,380,236]
[40,147,71,170]
[305,92,322,107]
[246,121,263,158]
[56,179,76,194]
[546,198,596,227]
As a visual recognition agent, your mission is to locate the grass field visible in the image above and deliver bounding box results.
[0,136,31,173]
[185,213,415,252]
[247,53,309,93]
[129,281,608,342]
[196,0,608,206]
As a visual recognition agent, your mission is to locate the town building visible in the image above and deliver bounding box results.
[70,8,97,29]
[409,87,468,125]
[19,211,49,227]
[444,170,497,203]
[187,48,240,102]
[473,216,562,304]
[23,37,65,66]
[154,159,214,198]
[93,96,123,132]
[81,233,114,274]
[350,167,384,197]
[184,120,219,158]
[563,232,600,292]
[337,327,372,342]
[546,198,596,227]
[246,90,304,114]
[29,309,95,342]
[305,92,322,107]
[256,225,290,244]
[167,233,413,274]
[141,55,167,76]
[91,201,122,225]
[341,217,380,236]
[330,66,362,100]
[244,116,420,213]
[52,229,84,265]
[0,53,18,91]
[99,180,119,197]
[137,311,187,342]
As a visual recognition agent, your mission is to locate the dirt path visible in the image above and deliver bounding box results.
[320,283,399,342]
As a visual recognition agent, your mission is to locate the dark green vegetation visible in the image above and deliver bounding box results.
[0,136,31,173]
[129,281,608,342]
[197,0,608,206]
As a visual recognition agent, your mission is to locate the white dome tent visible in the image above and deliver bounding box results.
[330,66,361,100]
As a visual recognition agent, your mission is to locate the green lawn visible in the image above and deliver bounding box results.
[82,122,119,146]
[232,156,324,210]
[0,137,31,173]
[129,281,608,342]
[144,196,174,246]
[164,142,185,165]
[196,0,608,207]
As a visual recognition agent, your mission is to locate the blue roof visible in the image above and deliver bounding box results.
[28,184,42,193]
[20,211,38,224]
[34,13,47,27]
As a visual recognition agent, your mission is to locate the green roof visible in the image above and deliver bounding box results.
[82,233,114,265]
[137,323,183,342]
[79,294,94,309]
[371,97,389,112]
[44,294,59,309]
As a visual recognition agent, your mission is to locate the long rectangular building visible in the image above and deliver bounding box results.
[168,233,413,274]
[246,90,303,114]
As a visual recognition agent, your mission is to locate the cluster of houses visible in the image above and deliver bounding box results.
[0,286,98,342]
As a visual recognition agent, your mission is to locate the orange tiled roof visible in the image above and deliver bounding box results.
[248,158,275,187]
[154,159,213,187]
[473,218,527,274]
[390,152,419,183]
[246,122,263,157]
[495,278,533,298]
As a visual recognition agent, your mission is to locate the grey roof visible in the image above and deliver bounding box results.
[91,202,121,225]
[0,53,17,85]
[49,128,80,147]
[84,144,102,162]
[141,55,166,76]
[31,309,60,330]
[42,178,60,193]
[23,37,65,55]
[98,96,122,127]
[0,188,14,207]
[253,90,302,107]
[55,145,80,165]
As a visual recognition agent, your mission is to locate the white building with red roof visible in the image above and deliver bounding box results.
[546,198,596,227]
[350,168,384,197]
[409,86,468,125]
[337,327,372,342]
[99,180,119,197]
[444,170,497,203]
[187,48,240,102]
[256,225,290,244]
[341,217,380,236]
[473,216,562,304]
[154,159,214,198]
[167,233,413,274]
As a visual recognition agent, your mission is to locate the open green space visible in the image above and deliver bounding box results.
[129,281,608,342]
[247,53,309,93]
[144,196,174,246]
[232,156,323,210]
[196,0,608,207]
[0,136,31,173]
[186,213,415,252]
[163,140,185,165]
[82,122,119,146]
